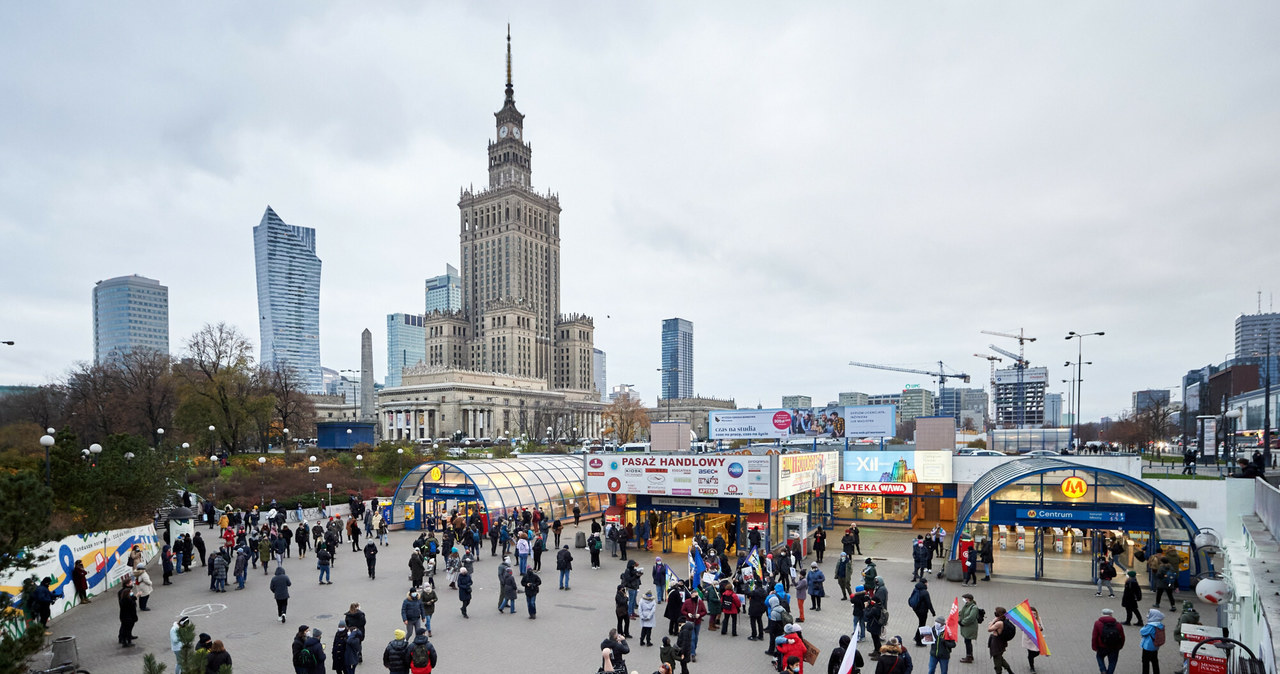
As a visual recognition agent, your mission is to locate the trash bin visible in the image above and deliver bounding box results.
[944,559,964,582]
[51,636,79,668]
[575,531,587,548]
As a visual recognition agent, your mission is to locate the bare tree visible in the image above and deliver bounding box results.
[62,361,124,440]
[174,323,271,454]
[0,385,67,429]
[603,396,650,444]
[261,361,316,441]
[115,348,178,444]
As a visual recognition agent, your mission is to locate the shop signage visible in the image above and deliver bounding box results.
[584,455,772,499]
[426,485,477,497]
[842,450,953,483]
[777,451,839,498]
[833,481,915,495]
[1060,476,1088,499]
[1019,509,1124,523]
[1180,638,1227,674]
[651,497,721,509]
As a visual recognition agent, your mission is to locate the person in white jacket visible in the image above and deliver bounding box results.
[637,589,658,646]
[132,566,154,611]
[170,616,190,673]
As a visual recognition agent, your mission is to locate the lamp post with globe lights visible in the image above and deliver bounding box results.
[397,448,404,478]
[155,427,164,457]
[309,455,317,497]
[283,428,290,452]
[355,454,364,492]
[180,442,189,463]
[258,456,267,504]
[88,443,102,468]
[208,425,217,459]
[210,455,220,502]
[39,433,55,487]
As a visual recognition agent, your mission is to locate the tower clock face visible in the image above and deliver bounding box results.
[499,126,508,138]
[512,127,521,139]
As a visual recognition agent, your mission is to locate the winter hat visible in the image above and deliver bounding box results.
[810,562,818,569]
[393,628,406,640]
[655,556,662,563]
[1127,570,1137,577]
[1147,608,1165,623]
[177,616,191,627]
[1183,601,1194,610]
[865,558,873,564]
[311,628,322,639]
[338,620,346,628]
[840,552,847,559]
[644,590,655,599]
[784,623,800,634]
[1101,608,1114,616]
[935,616,945,624]
[775,636,789,646]
[416,627,427,636]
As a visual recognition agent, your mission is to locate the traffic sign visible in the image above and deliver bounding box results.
[308,466,320,474]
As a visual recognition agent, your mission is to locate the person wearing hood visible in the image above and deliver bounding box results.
[456,567,472,618]
[909,579,936,646]
[639,588,659,645]
[874,577,888,607]
[408,627,437,674]
[382,628,411,674]
[1175,601,1200,644]
[861,558,877,590]
[401,590,424,633]
[271,565,292,622]
[234,545,250,590]
[344,626,363,674]
[522,566,542,619]
[776,623,807,673]
[500,566,519,615]
[363,540,378,580]
[807,562,826,612]
[1139,608,1165,674]
[419,580,438,637]
[332,619,349,674]
[863,597,885,658]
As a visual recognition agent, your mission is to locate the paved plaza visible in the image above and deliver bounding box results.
[36,523,1195,674]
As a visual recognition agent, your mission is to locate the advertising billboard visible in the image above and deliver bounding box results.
[833,481,915,495]
[994,367,1049,385]
[841,450,954,483]
[777,451,839,498]
[709,406,896,439]
[709,409,793,439]
[583,454,772,499]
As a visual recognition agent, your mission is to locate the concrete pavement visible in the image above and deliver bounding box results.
[33,524,1195,674]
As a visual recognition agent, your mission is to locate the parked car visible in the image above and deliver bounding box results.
[960,449,1005,457]
[1024,450,1061,457]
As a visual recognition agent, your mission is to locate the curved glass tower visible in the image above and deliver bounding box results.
[253,206,322,393]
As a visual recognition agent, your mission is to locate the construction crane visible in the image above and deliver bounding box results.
[848,361,971,418]
[973,354,1002,430]
[982,328,1038,429]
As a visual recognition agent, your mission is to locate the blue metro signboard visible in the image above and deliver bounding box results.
[426,485,477,497]
[1019,508,1124,523]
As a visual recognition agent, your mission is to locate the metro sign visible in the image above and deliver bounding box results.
[834,481,914,495]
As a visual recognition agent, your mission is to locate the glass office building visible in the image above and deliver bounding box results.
[661,317,693,399]
[386,313,426,387]
[425,264,462,315]
[92,274,169,363]
[253,206,323,393]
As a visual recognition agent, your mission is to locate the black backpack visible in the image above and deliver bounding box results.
[294,645,317,668]
[1000,620,1016,642]
[976,607,987,623]
[1099,621,1123,651]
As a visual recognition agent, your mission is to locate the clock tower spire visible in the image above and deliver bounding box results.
[491,26,529,188]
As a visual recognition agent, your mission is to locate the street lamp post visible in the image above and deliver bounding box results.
[39,433,55,487]
[547,426,553,449]
[156,427,164,458]
[283,428,290,453]
[1065,331,1105,451]
[210,455,219,502]
[181,442,189,463]
[309,455,317,497]
[656,367,681,420]
[208,425,217,459]
[397,448,404,477]
[88,443,102,468]
[356,454,364,491]
[258,456,267,504]
[1225,408,1243,470]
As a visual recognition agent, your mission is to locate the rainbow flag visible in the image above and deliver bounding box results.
[1005,599,1049,656]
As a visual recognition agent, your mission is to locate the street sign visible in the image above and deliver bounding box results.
[308,466,320,474]
[325,483,332,489]
[1019,508,1124,523]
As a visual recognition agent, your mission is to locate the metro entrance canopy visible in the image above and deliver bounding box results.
[950,457,1203,579]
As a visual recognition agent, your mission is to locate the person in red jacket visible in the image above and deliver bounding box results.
[680,591,708,662]
[720,581,741,636]
[1091,608,1126,674]
[775,623,806,673]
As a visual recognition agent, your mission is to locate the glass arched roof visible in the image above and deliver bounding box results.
[390,456,589,522]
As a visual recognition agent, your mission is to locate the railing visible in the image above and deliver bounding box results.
[1255,477,1280,538]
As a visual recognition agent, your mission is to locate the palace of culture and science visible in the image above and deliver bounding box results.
[377,32,603,442]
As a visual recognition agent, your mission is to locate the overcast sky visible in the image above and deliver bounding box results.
[3,2,1279,422]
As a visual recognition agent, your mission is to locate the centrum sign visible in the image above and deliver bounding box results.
[1019,509,1124,523]
[583,454,772,499]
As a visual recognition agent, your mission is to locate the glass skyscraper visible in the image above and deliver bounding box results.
[425,264,462,314]
[92,274,168,363]
[661,317,693,399]
[253,206,323,393]
[386,313,427,387]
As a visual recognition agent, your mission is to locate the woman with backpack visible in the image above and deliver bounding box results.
[1139,608,1165,674]
[986,606,1016,674]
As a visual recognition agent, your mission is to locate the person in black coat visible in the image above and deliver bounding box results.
[117,579,138,647]
[456,568,472,618]
[813,527,827,563]
[910,580,936,646]
[828,634,863,674]
[747,582,768,641]
[665,585,685,635]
